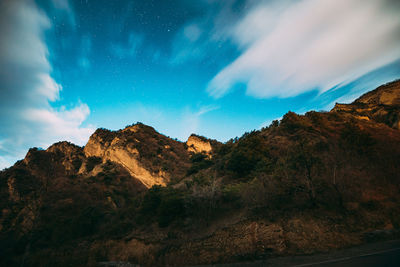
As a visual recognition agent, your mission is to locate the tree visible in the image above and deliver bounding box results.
[289,139,320,206]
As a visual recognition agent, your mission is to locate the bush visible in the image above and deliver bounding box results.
[140,186,186,227]
[222,183,243,203]
[226,151,257,177]
[340,123,376,154]
[224,132,272,178]
[186,153,213,175]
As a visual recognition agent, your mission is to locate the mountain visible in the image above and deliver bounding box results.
[1,80,400,266]
[332,80,400,129]
[83,123,192,188]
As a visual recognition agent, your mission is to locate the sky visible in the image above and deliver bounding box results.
[1,0,400,169]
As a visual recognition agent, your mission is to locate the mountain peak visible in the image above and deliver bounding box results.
[84,123,190,188]
[121,122,156,133]
[46,141,82,154]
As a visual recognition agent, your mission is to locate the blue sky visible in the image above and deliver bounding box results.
[1,0,400,169]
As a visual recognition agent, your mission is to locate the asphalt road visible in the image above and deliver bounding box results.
[294,247,400,267]
[193,240,400,267]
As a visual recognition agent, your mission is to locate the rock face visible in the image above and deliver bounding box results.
[331,80,400,129]
[84,131,167,188]
[186,134,212,155]
[84,124,190,188]
[46,141,86,175]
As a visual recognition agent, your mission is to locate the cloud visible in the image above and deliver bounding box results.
[196,105,219,116]
[169,23,207,65]
[78,35,92,70]
[176,105,220,141]
[51,0,76,27]
[168,1,245,65]
[321,61,400,110]
[183,24,202,42]
[110,33,144,59]
[0,0,94,169]
[207,0,400,99]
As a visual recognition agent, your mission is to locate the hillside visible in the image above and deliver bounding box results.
[1,80,400,266]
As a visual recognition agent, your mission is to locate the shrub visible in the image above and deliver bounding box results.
[186,153,213,175]
[340,123,376,154]
[140,186,186,227]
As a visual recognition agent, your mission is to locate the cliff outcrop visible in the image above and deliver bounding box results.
[186,134,213,155]
[332,80,400,129]
[84,123,191,187]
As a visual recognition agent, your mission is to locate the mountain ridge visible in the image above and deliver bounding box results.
[1,80,400,266]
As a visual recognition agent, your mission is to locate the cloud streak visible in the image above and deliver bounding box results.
[207,0,400,98]
[51,0,76,27]
[110,32,144,59]
[0,0,93,169]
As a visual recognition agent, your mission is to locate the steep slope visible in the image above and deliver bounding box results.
[0,80,400,266]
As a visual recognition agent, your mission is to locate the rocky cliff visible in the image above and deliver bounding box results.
[186,134,214,158]
[83,124,190,187]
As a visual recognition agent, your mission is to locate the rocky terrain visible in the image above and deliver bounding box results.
[0,80,400,266]
[332,80,400,129]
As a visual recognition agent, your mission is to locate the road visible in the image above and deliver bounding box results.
[193,240,400,267]
[294,247,400,267]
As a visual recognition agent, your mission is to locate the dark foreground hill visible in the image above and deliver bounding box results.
[1,80,400,266]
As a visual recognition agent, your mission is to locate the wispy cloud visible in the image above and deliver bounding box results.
[178,105,220,141]
[78,35,92,70]
[196,105,219,116]
[0,0,94,169]
[207,0,400,98]
[110,32,144,59]
[169,22,207,65]
[320,61,400,110]
[51,0,76,27]
[168,1,243,65]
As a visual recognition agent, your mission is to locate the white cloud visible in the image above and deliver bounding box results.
[208,0,400,98]
[322,63,400,110]
[23,103,93,145]
[0,0,94,168]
